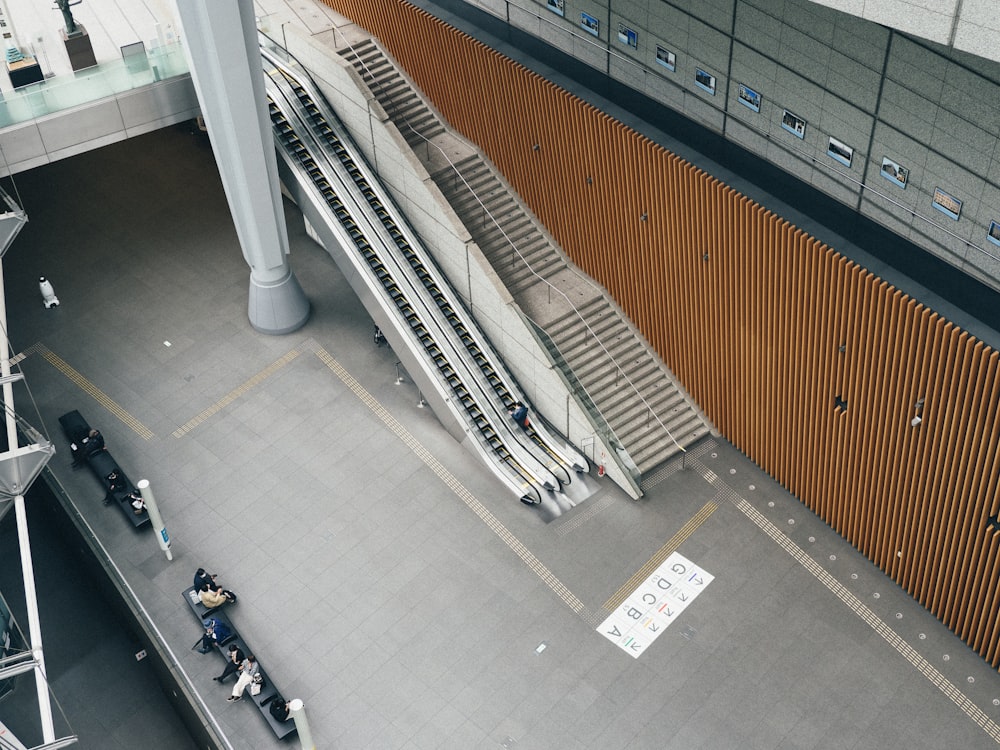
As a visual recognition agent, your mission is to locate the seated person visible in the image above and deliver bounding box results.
[103,470,125,506]
[199,583,228,609]
[82,429,105,456]
[195,617,231,653]
[126,491,145,515]
[194,567,221,592]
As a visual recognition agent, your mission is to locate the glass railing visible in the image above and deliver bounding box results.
[0,42,189,129]
[519,311,643,483]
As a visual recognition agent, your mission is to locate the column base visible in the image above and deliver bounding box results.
[248,270,309,335]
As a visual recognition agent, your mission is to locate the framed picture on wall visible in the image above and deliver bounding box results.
[827,137,853,167]
[931,188,962,220]
[695,69,716,95]
[781,110,806,139]
[546,0,564,17]
[617,24,637,48]
[737,84,761,112]
[655,45,676,72]
[880,156,908,188]
[581,12,599,36]
[988,221,1000,248]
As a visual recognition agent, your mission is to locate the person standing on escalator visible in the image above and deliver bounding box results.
[509,401,530,429]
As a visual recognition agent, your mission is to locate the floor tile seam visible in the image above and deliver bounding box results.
[312,344,588,616]
[601,497,720,613]
[171,347,302,437]
[27,341,154,439]
[694,454,1000,744]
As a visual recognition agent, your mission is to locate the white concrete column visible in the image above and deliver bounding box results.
[176,0,309,334]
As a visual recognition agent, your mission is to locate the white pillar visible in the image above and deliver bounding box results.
[137,479,172,561]
[175,0,309,334]
[289,698,315,750]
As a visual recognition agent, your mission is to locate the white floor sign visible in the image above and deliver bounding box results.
[597,551,714,658]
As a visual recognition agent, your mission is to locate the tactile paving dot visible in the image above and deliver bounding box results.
[895,613,903,619]
[873,592,880,599]
[809,537,816,543]
[919,633,926,640]
[768,501,775,508]
[943,654,951,661]
[787,519,795,525]
[992,698,998,706]
[711,452,718,458]
[749,484,755,490]
[850,573,858,579]
[968,676,975,684]
[829,554,837,561]
[729,468,736,474]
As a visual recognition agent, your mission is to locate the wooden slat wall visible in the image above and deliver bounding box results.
[322,0,1000,666]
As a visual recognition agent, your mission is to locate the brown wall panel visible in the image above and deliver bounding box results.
[321,0,1000,668]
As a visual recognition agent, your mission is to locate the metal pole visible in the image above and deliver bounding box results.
[14,494,55,743]
[137,479,172,561]
[289,699,315,750]
[0,257,56,743]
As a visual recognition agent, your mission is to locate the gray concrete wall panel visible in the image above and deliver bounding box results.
[476,0,1000,290]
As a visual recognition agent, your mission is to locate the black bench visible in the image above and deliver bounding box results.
[184,595,296,739]
[58,410,150,528]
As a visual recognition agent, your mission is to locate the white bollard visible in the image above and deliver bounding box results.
[289,699,315,750]
[38,276,59,308]
[137,479,172,561]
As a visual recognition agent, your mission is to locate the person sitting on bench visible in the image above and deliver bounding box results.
[213,643,246,683]
[199,583,228,609]
[194,567,221,593]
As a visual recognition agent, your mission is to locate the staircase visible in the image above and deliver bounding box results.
[340,39,714,481]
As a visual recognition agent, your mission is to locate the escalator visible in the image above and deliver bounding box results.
[260,45,588,504]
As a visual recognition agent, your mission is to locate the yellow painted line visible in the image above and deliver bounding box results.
[602,499,718,612]
[172,348,301,437]
[30,343,154,440]
[734,495,1000,744]
[314,346,586,614]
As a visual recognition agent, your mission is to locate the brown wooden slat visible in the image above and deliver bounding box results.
[322,0,1000,669]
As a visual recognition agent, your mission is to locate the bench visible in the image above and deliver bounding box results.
[184,593,296,739]
[58,410,151,528]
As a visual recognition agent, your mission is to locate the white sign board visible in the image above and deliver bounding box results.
[597,551,713,658]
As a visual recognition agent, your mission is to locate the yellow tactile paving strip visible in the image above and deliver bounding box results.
[314,345,587,614]
[27,343,154,440]
[689,453,1000,745]
[601,498,719,613]
[172,349,302,437]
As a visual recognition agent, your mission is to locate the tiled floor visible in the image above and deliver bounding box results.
[1,2,1000,749]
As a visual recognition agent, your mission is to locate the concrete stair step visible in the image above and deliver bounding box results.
[547,298,613,340]
[605,384,683,424]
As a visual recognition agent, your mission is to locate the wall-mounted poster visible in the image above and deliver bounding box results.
[932,188,962,220]
[880,156,908,188]
[781,109,806,138]
[988,221,1000,248]
[581,12,599,36]
[618,24,637,48]
[546,0,564,16]
[827,137,853,167]
[737,84,761,112]
[695,69,716,95]
[655,45,676,72]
